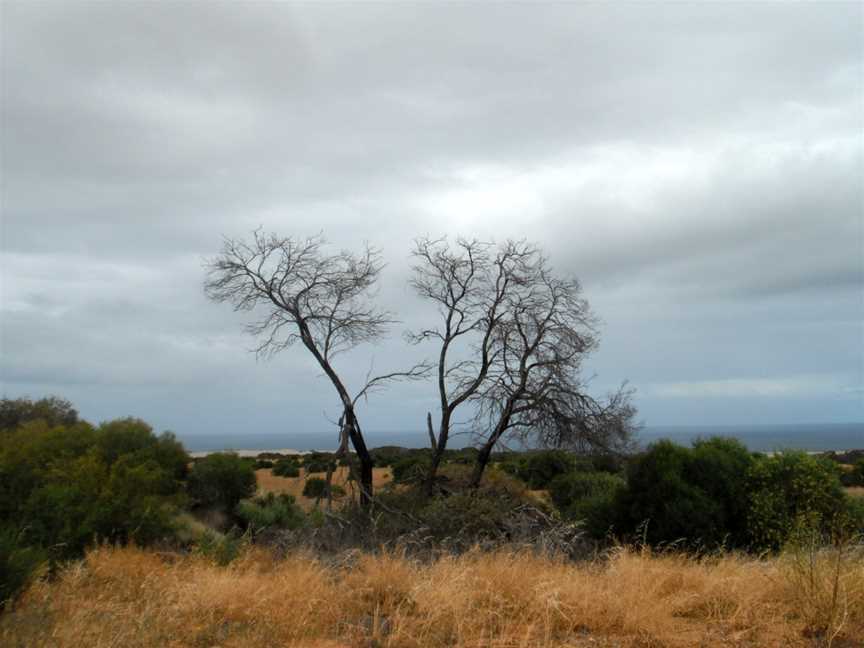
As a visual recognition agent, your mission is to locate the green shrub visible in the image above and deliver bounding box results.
[0,415,187,560]
[0,396,78,433]
[615,437,755,548]
[302,477,345,499]
[235,493,305,531]
[392,455,431,484]
[188,452,257,513]
[271,458,300,477]
[746,451,849,551]
[0,526,47,606]
[254,459,274,470]
[840,459,864,487]
[548,471,625,538]
[302,452,336,474]
[517,450,578,489]
[194,529,246,566]
[548,470,625,511]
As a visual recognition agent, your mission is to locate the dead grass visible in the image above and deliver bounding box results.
[845,487,864,499]
[3,544,862,647]
[256,467,393,511]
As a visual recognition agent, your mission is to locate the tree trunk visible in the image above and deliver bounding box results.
[470,439,495,488]
[423,410,451,497]
[345,414,374,508]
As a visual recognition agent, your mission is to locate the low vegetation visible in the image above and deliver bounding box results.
[3,542,863,647]
[1,395,863,647]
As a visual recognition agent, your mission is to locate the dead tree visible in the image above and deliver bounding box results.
[408,237,531,495]
[204,231,426,507]
[468,247,638,487]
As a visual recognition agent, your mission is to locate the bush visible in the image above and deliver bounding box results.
[0,416,188,560]
[0,526,47,606]
[392,455,431,484]
[302,452,336,474]
[302,477,345,499]
[188,453,257,513]
[548,471,625,538]
[615,437,755,548]
[235,493,305,531]
[746,451,849,551]
[0,396,78,433]
[840,459,864,487]
[254,459,274,470]
[272,458,300,477]
[548,470,625,511]
[518,450,578,489]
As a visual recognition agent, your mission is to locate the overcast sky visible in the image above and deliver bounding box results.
[2,2,862,445]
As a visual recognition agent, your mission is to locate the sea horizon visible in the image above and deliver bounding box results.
[177,421,864,454]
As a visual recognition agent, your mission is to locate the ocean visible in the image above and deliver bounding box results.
[178,422,863,454]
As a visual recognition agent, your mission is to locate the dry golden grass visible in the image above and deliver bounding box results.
[255,467,393,510]
[845,487,864,499]
[3,544,862,648]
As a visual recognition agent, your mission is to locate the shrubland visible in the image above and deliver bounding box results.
[1,395,863,647]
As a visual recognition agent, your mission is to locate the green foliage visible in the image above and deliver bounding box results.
[370,446,410,467]
[302,452,337,474]
[188,453,257,513]
[548,471,625,538]
[0,395,78,432]
[271,458,300,477]
[840,459,864,487]
[392,454,431,484]
[0,526,47,606]
[0,415,188,561]
[194,529,247,566]
[302,477,345,499]
[254,459,274,469]
[616,437,756,548]
[746,451,849,551]
[235,493,305,532]
[518,450,578,489]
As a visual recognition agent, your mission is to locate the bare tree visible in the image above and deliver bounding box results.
[468,248,637,486]
[408,237,532,494]
[204,230,426,507]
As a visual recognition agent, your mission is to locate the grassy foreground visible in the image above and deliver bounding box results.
[2,544,863,648]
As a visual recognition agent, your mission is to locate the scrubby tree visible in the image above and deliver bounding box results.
[0,396,78,432]
[188,453,257,513]
[746,451,849,551]
[468,243,636,487]
[409,237,636,491]
[205,232,428,507]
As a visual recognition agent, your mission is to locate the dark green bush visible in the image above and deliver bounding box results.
[548,471,625,538]
[746,451,849,551]
[188,452,257,513]
[235,493,305,531]
[615,437,755,548]
[302,452,337,474]
[0,396,78,433]
[392,455,431,484]
[271,458,300,477]
[0,416,187,560]
[302,477,345,499]
[840,459,864,487]
[518,450,577,489]
[254,459,274,470]
[548,470,625,511]
[0,526,47,606]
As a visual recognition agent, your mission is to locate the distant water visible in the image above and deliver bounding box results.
[178,423,863,454]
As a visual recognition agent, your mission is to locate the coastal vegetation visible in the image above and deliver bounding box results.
[1,395,863,645]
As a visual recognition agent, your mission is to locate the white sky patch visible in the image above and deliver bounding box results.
[652,375,847,399]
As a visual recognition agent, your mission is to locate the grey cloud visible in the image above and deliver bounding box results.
[1,2,861,435]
